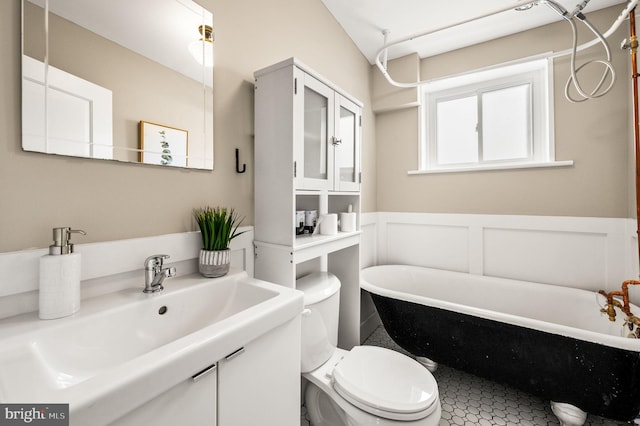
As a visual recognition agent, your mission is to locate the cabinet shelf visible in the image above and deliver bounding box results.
[295,189,359,196]
[294,231,359,264]
[294,230,360,250]
[255,231,360,265]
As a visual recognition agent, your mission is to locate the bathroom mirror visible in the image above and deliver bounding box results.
[21,0,214,170]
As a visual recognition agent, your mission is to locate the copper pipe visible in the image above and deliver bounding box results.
[599,281,640,321]
[622,280,640,315]
[596,10,640,331]
[631,9,640,271]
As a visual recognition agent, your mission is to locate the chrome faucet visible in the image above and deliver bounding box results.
[144,254,176,293]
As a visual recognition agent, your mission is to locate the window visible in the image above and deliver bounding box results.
[416,58,570,173]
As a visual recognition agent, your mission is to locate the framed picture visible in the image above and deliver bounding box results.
[139,121,188,167]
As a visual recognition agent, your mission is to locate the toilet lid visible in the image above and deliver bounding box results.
[332,346,439,421]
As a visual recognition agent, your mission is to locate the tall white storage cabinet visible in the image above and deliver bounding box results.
[254,58,362,349]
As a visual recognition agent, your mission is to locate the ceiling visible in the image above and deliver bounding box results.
[320,0,627,64]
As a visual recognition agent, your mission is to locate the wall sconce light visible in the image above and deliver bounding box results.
[188,25,214,67]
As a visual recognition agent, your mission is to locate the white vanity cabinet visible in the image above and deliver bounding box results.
[254,58,362,349]
[110,317,300,426]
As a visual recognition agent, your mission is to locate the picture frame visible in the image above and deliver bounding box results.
[139,121,188,167]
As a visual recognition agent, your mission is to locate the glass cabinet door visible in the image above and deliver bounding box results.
[298,74,334,190]
[334,95,360,191]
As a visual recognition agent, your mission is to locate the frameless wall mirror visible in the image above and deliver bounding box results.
[21,0,214,170]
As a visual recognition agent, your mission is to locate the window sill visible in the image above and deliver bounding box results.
[408,160,574,175]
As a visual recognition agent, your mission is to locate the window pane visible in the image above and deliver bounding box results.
[482,84,530,161]
[436,96,478,165]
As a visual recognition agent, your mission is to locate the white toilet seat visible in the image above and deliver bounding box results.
[332,346,439,421]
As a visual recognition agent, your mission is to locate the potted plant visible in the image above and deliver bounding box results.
[193,206,246,277]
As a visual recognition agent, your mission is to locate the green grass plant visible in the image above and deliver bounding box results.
[193,206,246,251]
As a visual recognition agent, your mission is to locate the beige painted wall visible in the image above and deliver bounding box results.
[0,0,375,253]
[374,6,632,218]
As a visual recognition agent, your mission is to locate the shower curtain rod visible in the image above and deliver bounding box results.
[376,0,640,88]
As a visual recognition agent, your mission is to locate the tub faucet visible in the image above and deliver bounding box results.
[598,280,640,337]
[144,254,176,293]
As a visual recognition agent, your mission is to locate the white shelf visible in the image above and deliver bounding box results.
[294,231,359,249]
[255,232,360,265]
[295,189,359,196]
[296,189,323,196]
[294,232,360,264]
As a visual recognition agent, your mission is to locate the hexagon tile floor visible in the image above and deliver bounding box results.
[300,325,634,426]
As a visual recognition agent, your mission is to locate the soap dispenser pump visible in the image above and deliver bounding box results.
[39,227,86,320]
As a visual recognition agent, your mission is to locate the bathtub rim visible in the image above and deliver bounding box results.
[361,264,640,352]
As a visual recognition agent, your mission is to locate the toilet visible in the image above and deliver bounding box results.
[297,272,441,426]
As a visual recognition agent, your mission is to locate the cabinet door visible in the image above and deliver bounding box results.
[296,73,335,190]
[333,95,361,192]
[217,318,300,426]
[110,367,217,426]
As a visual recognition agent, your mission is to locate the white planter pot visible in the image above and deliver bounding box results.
[199,249,230,278]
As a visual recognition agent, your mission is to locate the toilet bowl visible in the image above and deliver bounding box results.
[297,272,441,426]
[304,347,441,426]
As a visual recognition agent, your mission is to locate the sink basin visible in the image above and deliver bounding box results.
[32,276,278,387]
[0,270,303,424]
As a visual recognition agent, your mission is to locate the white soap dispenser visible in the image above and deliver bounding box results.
[39,227,86,320]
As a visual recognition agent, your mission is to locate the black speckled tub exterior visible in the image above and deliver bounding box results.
[361,265,640,422]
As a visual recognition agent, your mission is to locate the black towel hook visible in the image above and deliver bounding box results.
[235,148,246,173]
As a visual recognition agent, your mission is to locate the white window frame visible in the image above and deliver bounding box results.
[413,57,573,174]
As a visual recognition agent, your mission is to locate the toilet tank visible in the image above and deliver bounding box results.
[296,272,341,373]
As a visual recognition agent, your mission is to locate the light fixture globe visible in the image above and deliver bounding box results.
[189,24,214,67]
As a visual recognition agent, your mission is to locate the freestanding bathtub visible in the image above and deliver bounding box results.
[361,264,640,424]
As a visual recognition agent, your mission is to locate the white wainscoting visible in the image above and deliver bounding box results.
[360,212,639,301]
[359,213,381,340]
[0,228,254,319]
[4,215,640,324]
[360,214,378,269]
